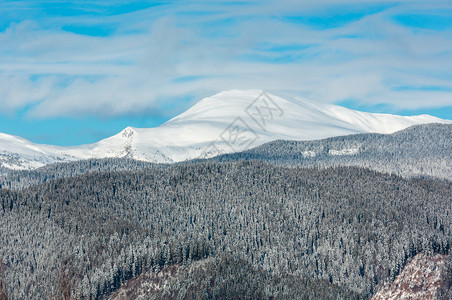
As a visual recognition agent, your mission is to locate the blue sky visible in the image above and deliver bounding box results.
[1,0,452,145]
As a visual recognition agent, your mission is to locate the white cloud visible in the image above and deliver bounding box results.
[0,0,451,119]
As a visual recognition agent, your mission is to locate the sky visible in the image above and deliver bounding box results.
[1,0,452,146]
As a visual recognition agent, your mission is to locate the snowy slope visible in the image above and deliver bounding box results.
[1,89,451,170]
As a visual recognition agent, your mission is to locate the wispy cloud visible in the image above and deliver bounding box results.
[0,0,451,119]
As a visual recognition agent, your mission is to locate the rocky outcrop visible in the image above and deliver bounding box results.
[372,253,451,300]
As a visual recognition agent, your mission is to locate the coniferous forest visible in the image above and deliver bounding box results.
[209,124,452,180]
[1,158,451,299]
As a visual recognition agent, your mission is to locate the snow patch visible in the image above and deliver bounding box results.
[302,151,316,157]
[329,148,359,156]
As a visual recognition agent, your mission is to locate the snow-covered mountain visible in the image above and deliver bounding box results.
[1,89,451,170]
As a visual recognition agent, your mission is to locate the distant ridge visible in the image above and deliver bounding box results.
[2,123,450,189]
[206,123,452,180]
[1,89,450,170]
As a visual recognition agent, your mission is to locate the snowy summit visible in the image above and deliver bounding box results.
[0,89,450,170]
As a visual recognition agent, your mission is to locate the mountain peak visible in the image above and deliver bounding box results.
[0,90,451,170]
[120,127,137,139]
[212,89,265,98]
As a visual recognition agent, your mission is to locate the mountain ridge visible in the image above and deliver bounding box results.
[1,123,450,190]
[207,123,452,179]
[1,89,450,170]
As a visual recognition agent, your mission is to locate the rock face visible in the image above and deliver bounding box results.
[372,253,451,300]
[109,264,183,300]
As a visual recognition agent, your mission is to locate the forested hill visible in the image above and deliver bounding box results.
[207,123,452,179]
[0,158,164,190]
[1,123,450,190]
[1,161,450,299]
